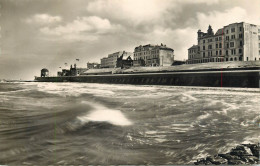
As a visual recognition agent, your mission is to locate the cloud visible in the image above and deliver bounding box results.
[25,14,62,24]
[86,0,173,24]
[86,0,220,25]
[196,7,248,31]
[40,16,121,41]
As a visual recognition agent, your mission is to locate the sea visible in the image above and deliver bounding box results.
[0,82,259,165]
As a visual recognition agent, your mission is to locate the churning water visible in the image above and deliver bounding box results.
[0,82,259,165]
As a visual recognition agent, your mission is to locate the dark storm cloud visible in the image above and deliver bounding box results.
[0,0,259,80]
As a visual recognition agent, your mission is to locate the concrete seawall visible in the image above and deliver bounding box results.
[35,69,260,88]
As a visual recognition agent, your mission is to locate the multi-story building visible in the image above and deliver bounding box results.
[133,44,174,66]
[87,62,100,69]
[100,51,133,68]
[187,22,260,64]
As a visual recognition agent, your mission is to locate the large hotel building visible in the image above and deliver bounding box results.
[133,44,174,67]
[187,22,260,64]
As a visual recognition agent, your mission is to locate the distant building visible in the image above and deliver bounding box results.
[187,22,260,64]
[41,68,49,77]
[87,62,100,69]
[70,64,88,76]
[100,51,133,68]
[116,51,133,68]
[133,43,174,67]
[57,71,62,76]
[61,69,70,76]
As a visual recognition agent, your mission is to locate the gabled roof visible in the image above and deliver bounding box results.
[215,28,224,36]
[188,45,199,50]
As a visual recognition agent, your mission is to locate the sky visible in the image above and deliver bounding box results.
[0,0,260,80]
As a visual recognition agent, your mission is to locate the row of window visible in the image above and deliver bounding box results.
[200,49,243,57]
[226,27,243,34]
[202,33,243,44]
[203,37,222,43]
[225,34,243,40]
[203,43,223,50]
[189,49,197,53]
[134,54,160,60]
[134,50,159,56]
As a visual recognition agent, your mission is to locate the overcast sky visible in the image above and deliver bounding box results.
[1,0,260,80]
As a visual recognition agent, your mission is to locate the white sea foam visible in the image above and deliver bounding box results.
[197,113,211,120]
[78,101,132,126]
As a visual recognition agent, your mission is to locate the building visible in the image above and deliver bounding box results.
[70,64,88,76]
[61,69,70,76]
[87,62,100,69]
[41,68,49,77]
[133,43,174,67]
[100,51,133,68]
[116,51,133,68]
[187,22,260,64]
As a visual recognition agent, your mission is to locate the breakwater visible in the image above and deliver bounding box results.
[35,69,260,88]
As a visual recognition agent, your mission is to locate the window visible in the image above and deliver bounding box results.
[231,35,235,39]
[215,37,218,41]
[208,52,210,56]
[239,27,242,31]
[230,42,234,47]
[227,43,229,48]
[231,28,235,33]
[239,34,243,38]
[258,29,260,33]
[239,49,242,54]
[226,36,229,40]
[226,50,228,56]
[240,41,243,46]
[219,37,222,40]
[203,40,205,43]
[219,43,222,48]
[216,51,218,55]
[203,46,205,50]
[226,29,229,34]
[203,52,205,57]
[216,44,218,48]
[259,43,260,48]
[259,35,260,40]
[208,45,212,49]
[247,57,248,61]
[259,50,260,55]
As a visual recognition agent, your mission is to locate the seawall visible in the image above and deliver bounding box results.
[35,69,260,88]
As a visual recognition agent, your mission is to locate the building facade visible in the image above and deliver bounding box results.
[133,44,174,66]
[116,52,133,68]
[100,51,133,68]
[87,62,100,69]
[187,22,260,64]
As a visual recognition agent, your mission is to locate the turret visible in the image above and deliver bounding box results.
[197,29,202,40]
[207,25,214,35]
[41,68,49,77]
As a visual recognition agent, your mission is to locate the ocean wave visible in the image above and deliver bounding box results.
[78,101,132,126]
